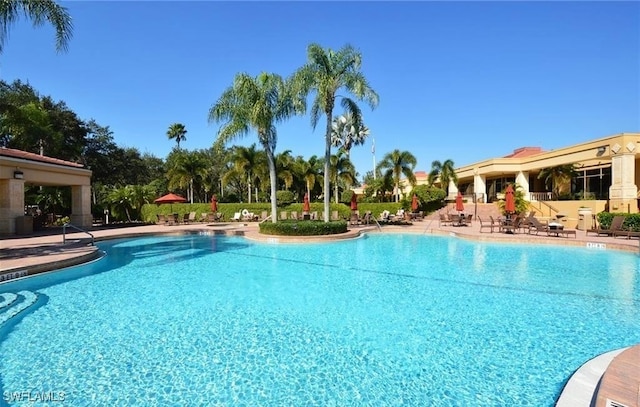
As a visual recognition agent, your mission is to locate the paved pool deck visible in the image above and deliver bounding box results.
[1,219,639,406]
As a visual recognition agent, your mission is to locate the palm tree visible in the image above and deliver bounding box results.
[0,0,73,53]
[327,150,356,203]
[209,72,301,222]
[166,149,208,203]
[222,144,265,204]
[294,155,323,199]
[330,112,370,157]
[377,149,417,202]
[293,43,379,221]
[428,159,458,195]
[537,164,578,198]
[166,123,187,149]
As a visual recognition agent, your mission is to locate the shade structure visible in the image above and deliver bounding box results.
[505,184,516,214]
[455,191,464,212]
[210,195,218,212]
[303,193,310,212]
[411,194,419,212]
[350,193,358,210]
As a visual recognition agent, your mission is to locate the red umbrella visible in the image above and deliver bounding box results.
[154,192,187,213]
[210,195,218,212]
[411,194,419,212]
[505,184,516,214]
[455,191,464,212]
[303,193,310,212]
[350,193,358,210]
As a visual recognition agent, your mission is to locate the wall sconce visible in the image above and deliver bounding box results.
[596,146,606,155]
[13,170,24,179]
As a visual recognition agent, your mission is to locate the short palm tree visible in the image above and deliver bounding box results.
[428,159,458,195]
[293,43,379,221]
[0,0,73,53]
[209,72,301,223]
[166,123,187,149]
[377,149,417,202]
[166,149,208,203]
[222,144,265,204]
[327,150,356,203]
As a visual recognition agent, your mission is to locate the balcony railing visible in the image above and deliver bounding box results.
[529,192,555,201]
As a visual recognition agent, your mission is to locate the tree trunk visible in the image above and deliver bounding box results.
[265,147,278,223]
[247,180,252,204]
[323,113,332,222]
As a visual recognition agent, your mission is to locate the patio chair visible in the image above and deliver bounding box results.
[350,210,360,226]
[199,213,208,222]
[280,211,288,221]
[478,216,494,233]
[231,212,242,222]
[260,211,269,221]
[183,211,196,224]
[207,212,223,222]
[587,215,624,236]
[290,211,299,220]
[439,213,453,227]
[612,217,640,239]
[331,210,340,221]
[157,214,168,225]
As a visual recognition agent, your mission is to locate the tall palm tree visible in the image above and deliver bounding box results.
[330,112,370,157]
[293,43,379,221]
[0,0,73,53]
[377,149,417,202]
[428,159,458,195]
[537,164,578,198]
[166,123,187,149]
[209,72,301,222]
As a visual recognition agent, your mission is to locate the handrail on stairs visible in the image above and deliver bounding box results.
[62,222,94,246]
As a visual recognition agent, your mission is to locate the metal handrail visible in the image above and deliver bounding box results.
[62,222,94,246]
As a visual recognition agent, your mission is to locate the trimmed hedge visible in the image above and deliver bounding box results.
[259,220,348,236]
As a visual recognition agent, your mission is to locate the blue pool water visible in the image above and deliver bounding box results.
[0,233,639,406]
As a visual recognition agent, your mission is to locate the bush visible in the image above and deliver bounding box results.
[276,190,295,206]
[259,220,348,236]
[597,212,640,231]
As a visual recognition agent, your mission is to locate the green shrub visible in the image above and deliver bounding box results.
[276,190,294,206]
[259,220,348,236]
[596,212,640,231]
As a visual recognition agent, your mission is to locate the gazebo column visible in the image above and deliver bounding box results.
[515,171,530,201]
[0,179,24,234]
[70,185,93,228]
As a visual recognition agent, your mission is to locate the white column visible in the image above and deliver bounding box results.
[609,152,638,212]
[473,173,487,203]
[515,171,530,201]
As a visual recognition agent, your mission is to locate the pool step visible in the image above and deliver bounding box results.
[0,291,38,326]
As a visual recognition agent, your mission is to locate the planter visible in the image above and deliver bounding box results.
[578,208,592,230]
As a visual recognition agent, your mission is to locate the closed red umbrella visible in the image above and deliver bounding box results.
[411,194,419,212]
[350,193,358,210]
[303,193,310,212]
[211,195,218,212]
[505,184,516,214]
[455,191,464,212]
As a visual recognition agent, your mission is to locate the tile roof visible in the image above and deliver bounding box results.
[0,147,85,168]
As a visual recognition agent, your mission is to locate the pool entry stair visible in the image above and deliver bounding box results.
[0,291,38,326]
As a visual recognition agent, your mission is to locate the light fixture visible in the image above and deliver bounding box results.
[596,146,606,155]
[13,170,24,179]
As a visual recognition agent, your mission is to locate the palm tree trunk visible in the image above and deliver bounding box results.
[266,148,278,223]
[323,114,332,222]
[247,180,252,204]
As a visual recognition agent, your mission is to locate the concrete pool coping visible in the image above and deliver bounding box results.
[1,220,639,405]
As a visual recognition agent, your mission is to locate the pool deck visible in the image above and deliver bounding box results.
[1,219,639,406]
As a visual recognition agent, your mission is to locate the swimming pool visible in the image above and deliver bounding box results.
[0,233,638,406]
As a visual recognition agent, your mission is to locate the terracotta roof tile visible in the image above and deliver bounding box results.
[0,147,85,168]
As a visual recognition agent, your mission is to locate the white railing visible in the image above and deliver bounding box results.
[530,192,554,201]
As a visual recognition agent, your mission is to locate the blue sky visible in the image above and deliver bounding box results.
[2,1,638,179]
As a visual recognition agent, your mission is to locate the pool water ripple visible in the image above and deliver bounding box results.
[0,234,638,406]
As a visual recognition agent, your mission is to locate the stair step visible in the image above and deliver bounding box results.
[0,291,38,325]
[0,293,18,311]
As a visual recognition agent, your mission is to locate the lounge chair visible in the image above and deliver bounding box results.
[587,215,624,236]
[280,211,288,221]
[331,210,340,221]
[183,211,196,224]
[199,213,208,222]
[207,212,223,222]
[232,212,242,222]
[527,217,548,235]
[157,214,168,225]
[310,211,318,220]
[379,210,391,223]
[290,211,299,220]
[350,210,360,226]
[500,216,522,234]
[478,216,494,233]
[260,211,269,221]
[612,217,640,239]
